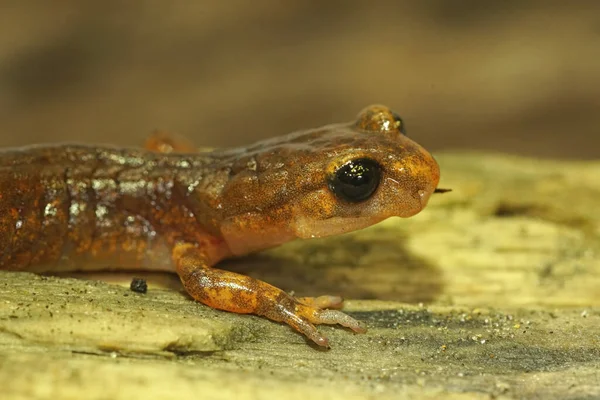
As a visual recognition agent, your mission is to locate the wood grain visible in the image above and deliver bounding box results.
[1,153,599,399]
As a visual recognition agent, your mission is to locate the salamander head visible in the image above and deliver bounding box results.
[288,105,440,238]
[219,105,441,253]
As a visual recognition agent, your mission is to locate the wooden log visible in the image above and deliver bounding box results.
[1,153,599,399]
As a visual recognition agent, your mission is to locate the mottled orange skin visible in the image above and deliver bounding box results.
[0,105,440,347]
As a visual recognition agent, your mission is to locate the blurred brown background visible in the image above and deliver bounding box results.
[0,1,598,158]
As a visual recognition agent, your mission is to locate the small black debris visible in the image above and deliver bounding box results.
[130,278,148,294]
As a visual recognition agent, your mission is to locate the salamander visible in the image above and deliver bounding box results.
[0,105,442,347]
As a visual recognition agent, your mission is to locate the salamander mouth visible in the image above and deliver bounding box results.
[291,215,384,239]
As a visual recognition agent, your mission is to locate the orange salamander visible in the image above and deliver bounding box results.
[0,105,443,347]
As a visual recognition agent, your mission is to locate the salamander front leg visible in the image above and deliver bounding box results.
[172,243,366,347]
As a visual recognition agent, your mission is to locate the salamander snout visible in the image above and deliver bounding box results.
[405,148,441,216]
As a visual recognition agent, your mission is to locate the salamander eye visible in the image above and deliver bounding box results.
[392,112,406,135]
[328,158,382,203]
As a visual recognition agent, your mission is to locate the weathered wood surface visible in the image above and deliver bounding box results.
[1,153,599,400]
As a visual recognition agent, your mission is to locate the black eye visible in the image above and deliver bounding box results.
[328,158,382,203]
[392,112,406,135]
